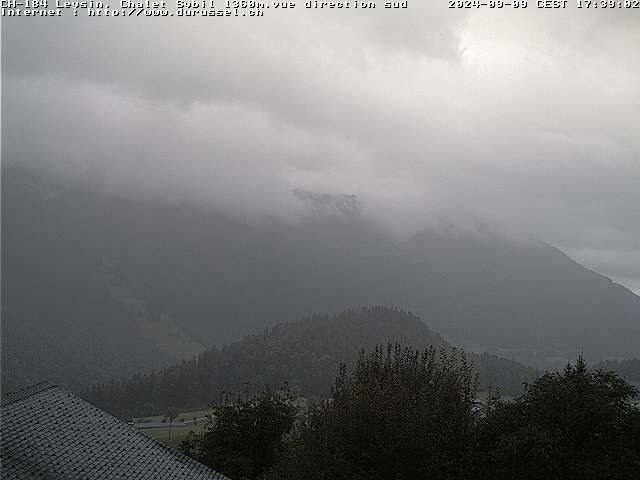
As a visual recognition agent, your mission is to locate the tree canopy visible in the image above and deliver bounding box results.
[180,349,640,480]
[180,386,298,480]
[473,356,640,479]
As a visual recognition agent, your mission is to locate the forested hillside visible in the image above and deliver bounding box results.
[86,308,537,418]
[595,358,640,385]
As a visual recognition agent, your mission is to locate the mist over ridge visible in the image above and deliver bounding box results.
[3,166,639,391]
[3,8,640,293]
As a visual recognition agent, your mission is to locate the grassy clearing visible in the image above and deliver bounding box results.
[134,409,212,423]
[139,423,207,449]
[135,408,212,448]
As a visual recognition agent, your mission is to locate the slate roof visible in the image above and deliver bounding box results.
[1,382,230,480]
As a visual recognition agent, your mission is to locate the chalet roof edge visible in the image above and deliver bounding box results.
[2,381,231,479]
[1,381,58,407]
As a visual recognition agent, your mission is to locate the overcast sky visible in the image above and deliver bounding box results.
[2,6,639,293]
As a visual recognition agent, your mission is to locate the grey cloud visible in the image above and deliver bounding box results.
[2,8,639,292]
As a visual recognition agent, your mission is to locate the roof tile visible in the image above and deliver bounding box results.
[2,384,230,480]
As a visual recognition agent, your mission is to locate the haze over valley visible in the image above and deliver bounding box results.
[3,166,639,392]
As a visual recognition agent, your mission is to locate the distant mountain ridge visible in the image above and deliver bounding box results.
[3,166,640,391]
[85,307,537,418]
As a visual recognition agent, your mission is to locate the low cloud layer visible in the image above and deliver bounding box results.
[2,7,639,293]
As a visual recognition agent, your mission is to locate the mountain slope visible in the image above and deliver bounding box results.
[85,307,537,417]
[3,166,640,390]
[1,169,207,391]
